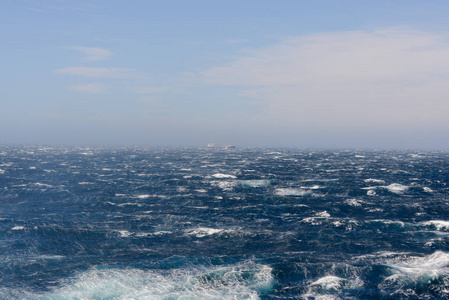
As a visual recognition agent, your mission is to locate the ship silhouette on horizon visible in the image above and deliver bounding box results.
[207,142,236,149]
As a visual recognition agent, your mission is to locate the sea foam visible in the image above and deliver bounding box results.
[274,188,311,196]
[211,173,237,179]
[35,262,273,300]
[380,251,449,297]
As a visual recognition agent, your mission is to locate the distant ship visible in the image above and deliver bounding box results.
[207,142,235,149]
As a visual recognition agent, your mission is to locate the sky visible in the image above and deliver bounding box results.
[2,0,449,148]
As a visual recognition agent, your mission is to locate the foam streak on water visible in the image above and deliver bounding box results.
[1,146,449,299]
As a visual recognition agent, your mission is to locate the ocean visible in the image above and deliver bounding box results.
[1,146,449,299]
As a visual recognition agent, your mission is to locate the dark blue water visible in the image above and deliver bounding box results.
[1,146,449,299]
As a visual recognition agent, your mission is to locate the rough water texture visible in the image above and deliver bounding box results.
[1,146,449,299]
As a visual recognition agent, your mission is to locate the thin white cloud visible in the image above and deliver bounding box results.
[56,67,142,78]
[68,46,113,61]
[201,29,449,128]
[68,83,106,94]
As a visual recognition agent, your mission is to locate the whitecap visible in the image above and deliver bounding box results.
[368,219,405,227]
[117,203,142,207]
[211,180,235,190]
[265,151,282,155]
[380,251,449,294]
[345,199,363,207]
[11,226,25,230]
[362,183,408,194]
[117,230,132,237]
[177,186,188,192]
[304,274,363,299]
[274,188,311,196]
[151,231,172,236]
[36,255,66,260]
[363,179,385,184]
[384,183,409,194]
[310,275,343,291]
[332,219,359,231]
[423,187,433,193]
[211,173,237,179]
[421,220,449,231]
[184,227,224,238]
[302,218,323,225]
[36,262,273,299]
[80,152,93,156]
[236,180,269,188]
[316,211,330,218]
[34,182,54,188]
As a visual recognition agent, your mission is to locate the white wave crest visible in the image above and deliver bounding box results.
[380,251,449,296]
[274,188,311,196]
[311,275,344,291]
[184,227,225,238]
[368,219,405,227]
[384,183,409,194]
[211,180,235,191]
[363,179,385,184]
[34,182,54,188]
[316,211,330,218]
[362,183,409,194]
[304,274,363,299]
[421,220,449,231]
[302,211,331,225]
[11,226,25,231]
[236,180,270,188]
[211,173,237,179]
[117,230,132,237]
[345,199,363,207]
[423,187,433,193]
[35,262,273,299]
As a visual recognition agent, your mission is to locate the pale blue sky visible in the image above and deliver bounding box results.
[2,0,449,148]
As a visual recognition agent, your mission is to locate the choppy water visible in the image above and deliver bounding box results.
[1,146,449,299]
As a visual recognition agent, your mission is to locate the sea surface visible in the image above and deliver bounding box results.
[1,146,449,299]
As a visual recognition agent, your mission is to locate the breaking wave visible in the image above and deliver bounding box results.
[2,262,273,300]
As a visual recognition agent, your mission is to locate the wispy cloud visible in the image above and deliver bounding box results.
[68,46,113,61]
[68,83,106,94]
[56,67,143,78]
[201,29,449,127]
